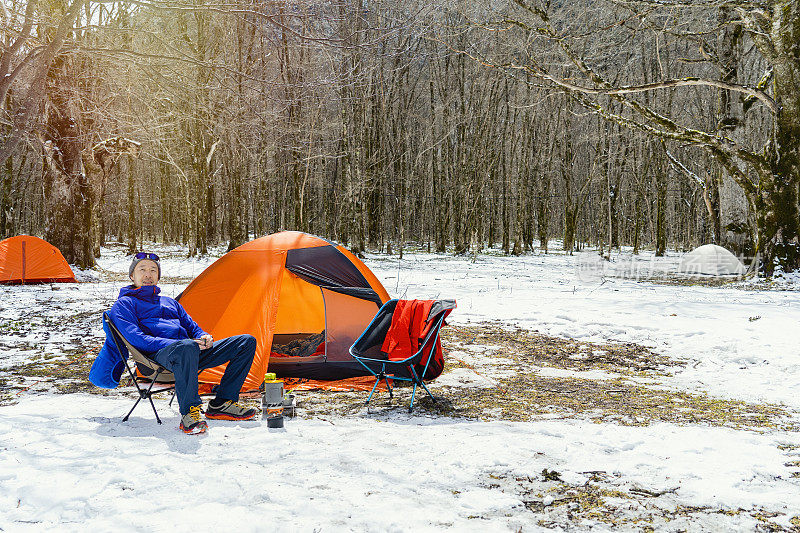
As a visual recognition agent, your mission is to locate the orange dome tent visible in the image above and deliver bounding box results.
[177,231,390,392]
[0,235,77,284]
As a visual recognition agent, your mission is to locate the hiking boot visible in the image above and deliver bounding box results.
[205,400,257,421]
[179,405,208,435]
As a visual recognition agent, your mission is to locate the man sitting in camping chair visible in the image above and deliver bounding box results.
[91,252,257,434]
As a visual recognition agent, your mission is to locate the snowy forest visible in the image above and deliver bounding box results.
[1,0,798,274]
[4,1,800,530]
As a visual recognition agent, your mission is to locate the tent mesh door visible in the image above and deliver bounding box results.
[321,288,381,362]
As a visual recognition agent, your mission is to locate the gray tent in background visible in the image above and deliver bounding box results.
[677,244,747,276]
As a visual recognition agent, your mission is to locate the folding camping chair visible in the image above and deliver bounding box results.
[349,299,455,412]
[103,312,176,424]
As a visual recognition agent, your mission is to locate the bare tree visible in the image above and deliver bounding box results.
[474,0,800,273]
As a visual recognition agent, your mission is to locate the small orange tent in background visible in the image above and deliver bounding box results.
[177,231,390,392]
[0,235,77,284]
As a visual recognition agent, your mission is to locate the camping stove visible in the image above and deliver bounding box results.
[262,373,284,428]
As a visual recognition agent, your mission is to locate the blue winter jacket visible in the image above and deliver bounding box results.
[89,285,207,388]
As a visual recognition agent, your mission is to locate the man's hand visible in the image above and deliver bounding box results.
[194,334,213,350]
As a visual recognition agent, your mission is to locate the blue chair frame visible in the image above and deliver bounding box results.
[349,299,451,412]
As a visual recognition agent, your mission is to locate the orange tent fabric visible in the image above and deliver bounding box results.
[0,235,77,284]
[178,231,390,392]
[199,376,384,396]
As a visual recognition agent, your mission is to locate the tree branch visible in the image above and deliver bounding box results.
[506,64,777,114]
[665,149,705,188]
[0,0,39,106]
[0,0,87,166]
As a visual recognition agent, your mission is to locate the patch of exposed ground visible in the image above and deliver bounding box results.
[645,276,744,288]
[434,374,793,430]
[0,346,101,404]
[478,468,800,532]
[446,322,677,376]
[294,323,796,433]
[642,274,800,293]
[0,303,104,405]
[437,324,796,431]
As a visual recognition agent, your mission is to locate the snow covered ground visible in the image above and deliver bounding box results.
[1,242,799,531]
[370,248,800,411]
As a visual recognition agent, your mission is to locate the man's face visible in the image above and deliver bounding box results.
[131,260,159,287]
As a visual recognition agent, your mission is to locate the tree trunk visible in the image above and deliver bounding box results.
[715,7,751,255]
[655,169,668,257]
[1,154,11,239]
[159,161,170,243]
[42,55,94,268]
[127,160,137,254]
[83,137,139,258]
[633,189,643,255]
[226,154,245,251]
[705,175,722,244]
[537,174,550,253]
[563,206,577,254]
[758,0,800,274]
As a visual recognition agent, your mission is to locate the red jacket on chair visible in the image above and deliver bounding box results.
[380,299,444,379]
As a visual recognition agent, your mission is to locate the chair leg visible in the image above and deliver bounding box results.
[409,382,418,412]
[419,379,437,403]
[148,395,162,424]
[407,366,436,412]
[123,372,163,423]
[365,372,395,413]
[169,391,176,407]
[366,377,381,406]
[145,370,165,423]
[122,396,142,422]
[122,372,148,423]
